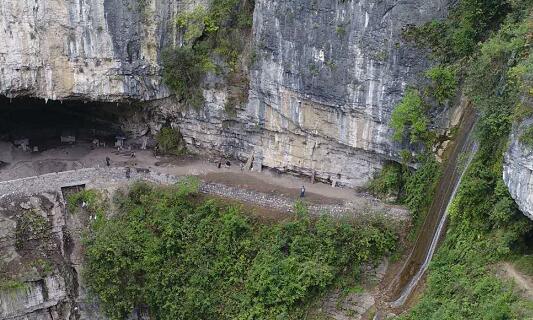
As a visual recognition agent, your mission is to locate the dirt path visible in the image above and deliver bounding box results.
[500,263,533,300]
[0,143,409,221]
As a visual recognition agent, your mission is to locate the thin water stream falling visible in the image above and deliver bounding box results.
[390,139,478,308]
[374,106,477,319]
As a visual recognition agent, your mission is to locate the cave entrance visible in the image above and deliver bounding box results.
[0,96,130,151]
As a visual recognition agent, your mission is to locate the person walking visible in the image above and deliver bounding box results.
[105,156,110,167]
[300,186,306,198]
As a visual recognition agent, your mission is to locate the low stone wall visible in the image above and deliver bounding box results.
[0,167,180,198]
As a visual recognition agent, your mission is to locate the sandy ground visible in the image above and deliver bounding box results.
[0,143,382,206]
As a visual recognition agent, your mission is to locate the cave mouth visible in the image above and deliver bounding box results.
[0,96,131,151]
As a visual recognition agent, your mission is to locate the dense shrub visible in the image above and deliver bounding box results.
[425,65,458,104]
[83,181,398,320]
[155,127,187,155]
[162,47,208,109]
[402,155,441,226]
[390,89,429,143]
[367,162,404,201]
[403,0,513,61]
[367,154,441,229]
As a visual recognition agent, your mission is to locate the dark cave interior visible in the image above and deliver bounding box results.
[0,96,131,150]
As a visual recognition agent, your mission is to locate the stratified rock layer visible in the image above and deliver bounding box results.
[0,0,182,101]
[0,0,449,187]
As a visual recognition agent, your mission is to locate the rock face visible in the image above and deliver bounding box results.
[0,0,450,187]
[144,0,451,187]
[245,0,449,185]
[0,192,85,319]
[504,118,533,220]
[0,0,182,101]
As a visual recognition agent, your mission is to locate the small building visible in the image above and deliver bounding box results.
[13,138,30,151]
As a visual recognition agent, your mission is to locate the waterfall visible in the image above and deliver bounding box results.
[371,107,477,320]
[391,138,478,308]
[382,105,478,315]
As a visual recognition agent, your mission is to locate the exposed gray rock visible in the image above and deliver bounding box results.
[243,0,450,185]
[504,118,533,220]
[0,0,179,101]
[137,0,454,187]
[0,0,453,188]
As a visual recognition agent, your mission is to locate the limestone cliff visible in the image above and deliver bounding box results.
[0,0,450,188]
[0,0,182,101]
[245,0,450,185]
[504,118,533,221]
[146,0,452,187]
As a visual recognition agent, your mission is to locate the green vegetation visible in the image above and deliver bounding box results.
[155,127,187,155]
[163,0,254,109]
[15,211,49,250]
[513,255,533,277]
[368,162,404,201]
[403,0,513,62]
[0,278,27,291]
[402,155,441,226]
[519,125,533,146]
[425,65,458,104]
[399,1,533,318]
[390,89,429,143]
[368,155,441,230]
[67,189,106,215]
[83,181,398,320]
[162,47,208,109]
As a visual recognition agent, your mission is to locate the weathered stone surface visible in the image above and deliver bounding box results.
[0,193,77,319]
[0,0,180,101]
[504,118,533,220]
[159,0,452,187]
[243,0,450,185]
[0,0,452,188]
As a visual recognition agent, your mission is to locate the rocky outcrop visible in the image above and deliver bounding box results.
[0,0,452,188]
[0,0,183,101]
[144,0,452,187]
[504,118,533,220]
[0,192,84,319]
[245,0,449,186]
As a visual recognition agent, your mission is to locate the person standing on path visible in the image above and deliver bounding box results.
[105,157,110,167]
[300,186,305,198]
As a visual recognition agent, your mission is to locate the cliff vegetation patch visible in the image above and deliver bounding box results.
[162,0,255,110]
[82,180,398,320]
[398,0,533,318]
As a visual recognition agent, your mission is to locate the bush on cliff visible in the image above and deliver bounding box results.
[162,0,254,109]
[83,181,398,320]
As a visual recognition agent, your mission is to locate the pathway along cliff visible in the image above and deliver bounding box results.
[374,105,478,318]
